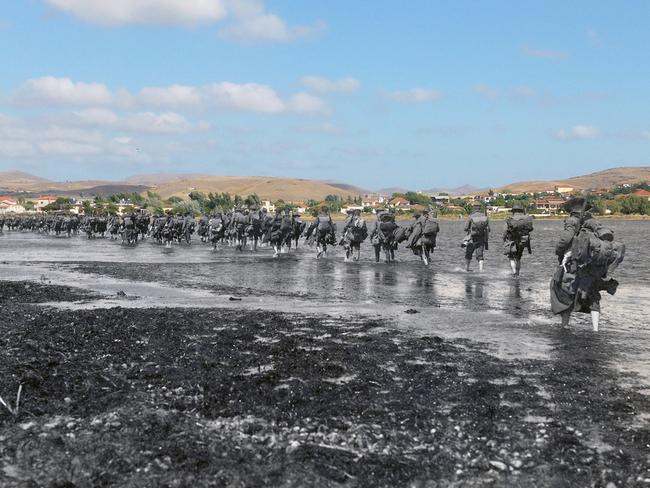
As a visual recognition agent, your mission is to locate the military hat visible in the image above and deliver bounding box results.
[353,208,361,215]
[511,201,525,213]
[562,197,592,214]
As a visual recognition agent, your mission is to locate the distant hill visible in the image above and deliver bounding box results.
[56,184,150,197]
[125,173,210,186]
[377,187,409,195]
[497,166,650,193]
[153,176,366,201]
[2,166,648,200]
[423,185,481,196]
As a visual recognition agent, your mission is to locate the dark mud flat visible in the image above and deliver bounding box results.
[1,282,649,487]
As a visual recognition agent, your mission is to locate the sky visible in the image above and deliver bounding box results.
[0,0,649,190]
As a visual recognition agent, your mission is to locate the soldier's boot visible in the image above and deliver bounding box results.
[465,259,472,272]
[509,259,517,276]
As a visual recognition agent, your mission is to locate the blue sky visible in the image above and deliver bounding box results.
[0,1,648,190]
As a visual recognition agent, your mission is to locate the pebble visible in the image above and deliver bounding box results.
[489,460,508,471]
[511,459,523,469]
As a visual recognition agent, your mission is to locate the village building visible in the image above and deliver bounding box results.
[534,197,566,213]
[554,186,574,195]
[389,196,410,209]
[361,194,386,208]
[430,194,451,204]
[0,197,26,214]
[631,189,650,201]
[32,195,58,212]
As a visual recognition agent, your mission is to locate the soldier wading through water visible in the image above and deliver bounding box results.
[305,206,336,258]
[462,203,490,272]
[550,197,625,332]
[406,209,440,266]
[340,209,368,261]
[503,202,533,277]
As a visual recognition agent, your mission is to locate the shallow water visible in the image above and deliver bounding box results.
[1,219,649,384]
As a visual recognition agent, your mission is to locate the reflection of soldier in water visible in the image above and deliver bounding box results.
[464,275,487,308]
[550,197,625,332]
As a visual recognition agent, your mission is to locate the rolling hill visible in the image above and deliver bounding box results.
[151,176,368,201]
[0,171,368,201]
[1,166,647,200]
[496,166,650,193]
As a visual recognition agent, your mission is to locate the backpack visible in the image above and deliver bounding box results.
[508,214,533,236]
[423,218,440,237]
[470,214,488,238]
[281,215,293,231]
[351,218,367,240]
[317,215,332,232]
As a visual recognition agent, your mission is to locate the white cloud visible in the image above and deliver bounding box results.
[387,88,442,103]
[44,0,325,43]
[38,140,102,155]
[204,82,285,113]
[73,108,196,134]
[0,140,37,157]
[15,76,113,106]
[287,93,330,115]
[122,112,193,134]
[44,0,227,26]
[522,45,568,59]
[139,85,202,108]
[219,14,324,42]
[473,83,498,100]
[300,76,360,94]
[555,125,600,140]
[74,108,120,125]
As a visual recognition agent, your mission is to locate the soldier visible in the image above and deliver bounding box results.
[551,197,625,331]
[406,209,440,266]
[503,202,533,277]
[340,209,368,262]
[267,208,285,257]
[369,210,398,263]
[463,203,490,272]
[305,206,336,258]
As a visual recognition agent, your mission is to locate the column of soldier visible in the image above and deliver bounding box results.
[0,197,624,331]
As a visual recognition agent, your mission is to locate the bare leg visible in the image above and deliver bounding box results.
[561,310,571,327]
[591,311,600,332]
[465,259,471,272]
[478,260,484,272]
[509,259,517,276]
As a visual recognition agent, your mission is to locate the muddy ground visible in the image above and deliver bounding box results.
[1,280,649,487]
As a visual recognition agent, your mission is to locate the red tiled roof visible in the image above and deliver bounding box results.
[632,189,650,197]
